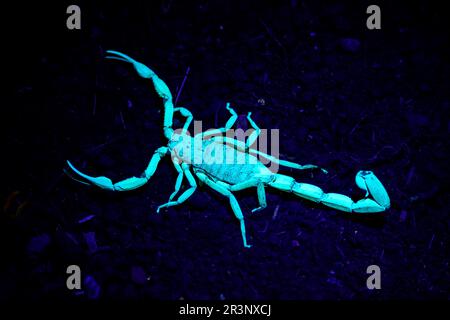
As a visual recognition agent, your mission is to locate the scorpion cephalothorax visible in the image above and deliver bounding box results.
[67,50,390,248]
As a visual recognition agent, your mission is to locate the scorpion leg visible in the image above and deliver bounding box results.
[245,112,261,149]
[229,179,267,213]
[204,109,261,150]
[167,161,184,202]
[66,147,168,191]
[248,146,327,173]
[254,183,267,213]
[210,136,327,173]
[269,155,328,174]
[174,107,193,134]
[267,171,390,213]
[195,171,252,248]
[156,163,197,213]
[198,102,238,138]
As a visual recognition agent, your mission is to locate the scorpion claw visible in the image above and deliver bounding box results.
[105,50,138,64]
[66,161,115,190]
[105,50,155,79]
[104,56,129,63]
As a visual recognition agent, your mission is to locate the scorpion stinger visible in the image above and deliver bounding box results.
[66,50,391,248]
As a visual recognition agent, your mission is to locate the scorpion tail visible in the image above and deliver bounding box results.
[105,50,174,139]
[268,171,390,213]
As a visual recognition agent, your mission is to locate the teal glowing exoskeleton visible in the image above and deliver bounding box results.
[67,51,390,248]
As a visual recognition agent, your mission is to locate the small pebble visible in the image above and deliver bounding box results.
[399,210,408,222]
[131,266,147,285]
[340,38,361,52]
[27,234,51,254]
[83,232,98,253]
[84,275,101,299]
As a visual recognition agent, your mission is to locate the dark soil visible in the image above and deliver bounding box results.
[2,1,449,300]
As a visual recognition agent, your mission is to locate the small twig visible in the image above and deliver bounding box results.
[349,114,367,136]
[119,111,126,130]
[368,145,396,162]
[272,205,280,220]
[406,166,415,186]
[175,66,190,106]
[259,19,288,69]
[336,245,345,259]
[428,234,435,250]
[78,215,95,224]
[260,19,286,53]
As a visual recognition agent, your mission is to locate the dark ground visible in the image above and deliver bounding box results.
[1,1,449,301]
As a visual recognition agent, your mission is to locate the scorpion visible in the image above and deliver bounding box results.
[66,50,390,248]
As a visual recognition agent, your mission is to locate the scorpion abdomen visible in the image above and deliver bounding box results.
[194,143,272,185]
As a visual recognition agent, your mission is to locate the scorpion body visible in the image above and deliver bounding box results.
[193,141,272,185]
[67,51,390,248]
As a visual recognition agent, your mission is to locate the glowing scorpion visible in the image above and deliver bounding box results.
[67,51,390,248]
